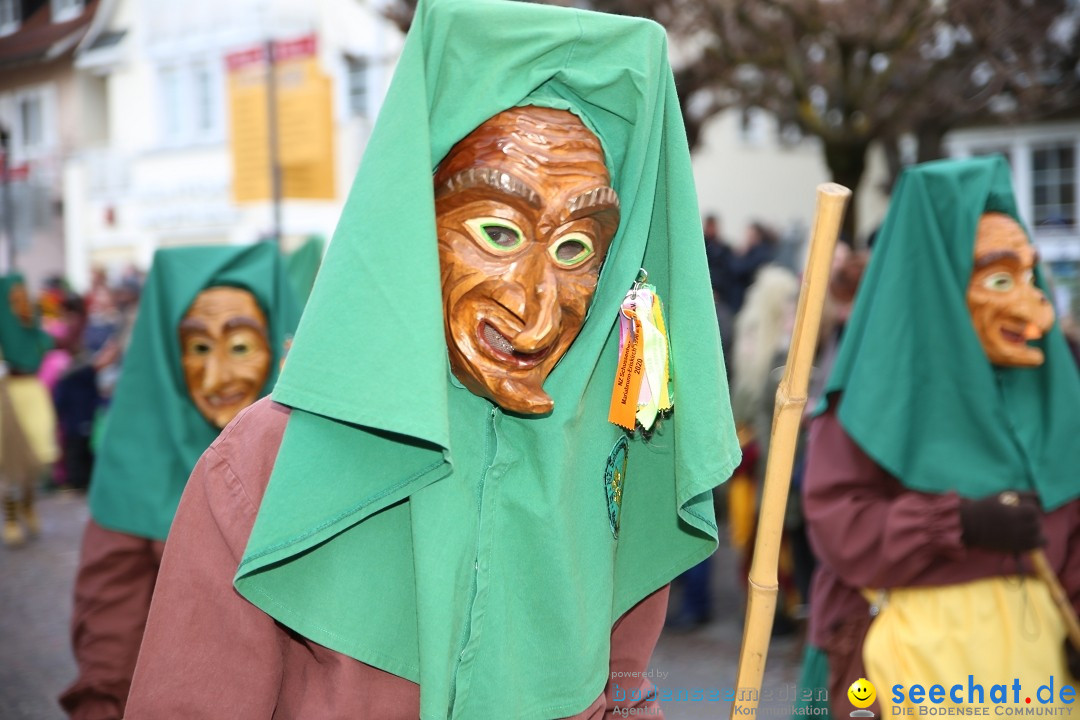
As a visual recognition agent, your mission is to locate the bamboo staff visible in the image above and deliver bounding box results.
[998,492,1080,650]
[1030,550,1080,650]
[730,183,851,719]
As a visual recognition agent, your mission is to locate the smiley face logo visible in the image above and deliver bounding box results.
[848,678,876,709]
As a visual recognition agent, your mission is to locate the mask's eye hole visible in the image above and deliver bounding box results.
[549,234,594,267]
[983,271,1015,293]
[230,341,251,356]
[186,339,212,356]
[465,217,524,253]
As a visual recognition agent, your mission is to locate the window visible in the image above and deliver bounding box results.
[346,56,368,116]
[51,0,83,23]
[193,64,215,134]
[159,66,183,141]
[157,62,223,146]
[0,0,19,35]
[19,95,43,149]
[1032,144,1077,229]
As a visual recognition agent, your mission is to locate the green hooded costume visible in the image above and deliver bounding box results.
[232,0,740,717]
[284,235,325,304]
[0,273,52,374]
[88,243,301,541]
[820,155,1080,511]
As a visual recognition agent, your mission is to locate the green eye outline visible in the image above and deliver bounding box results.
[465,217,525,253]
[983,271,1015,293]
[548,233,595,267]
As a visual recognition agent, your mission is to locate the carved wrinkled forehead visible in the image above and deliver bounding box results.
[974,212,1034,268]
[976,212,1026,248]
[434,106,613,194]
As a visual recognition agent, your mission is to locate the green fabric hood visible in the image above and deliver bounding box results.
[0,273,52,373]
[88,243,301,540]
[235,0,740,717]
[284,235,325,304]
[821,155,1080,510]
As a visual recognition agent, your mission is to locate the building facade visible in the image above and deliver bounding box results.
[0,0,105,289]
[60,0,402,289]
[946,119,1080,318]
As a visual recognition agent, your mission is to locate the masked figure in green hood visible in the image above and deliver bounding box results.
[59,244,300,720]
[0,273,58,548]
[798,156,1080,718]
[124,1,739,718]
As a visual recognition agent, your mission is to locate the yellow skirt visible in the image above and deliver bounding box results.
[1,376,59,466]
[864,576,1070,714]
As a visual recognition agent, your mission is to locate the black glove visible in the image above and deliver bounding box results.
[1066,638,1080,682]
[959,492,1045,553]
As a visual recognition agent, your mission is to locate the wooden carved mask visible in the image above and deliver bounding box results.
[179,286,271,428]
[434,106,620,415]
[966,212,1054,367]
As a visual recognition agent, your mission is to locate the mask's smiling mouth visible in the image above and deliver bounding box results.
[203,390,247,408]
[1000,325,1027,344]
[477,321,549,368]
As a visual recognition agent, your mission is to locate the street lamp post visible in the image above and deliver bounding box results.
[265,39,283,249]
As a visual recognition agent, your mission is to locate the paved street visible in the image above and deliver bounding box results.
[0,491,803,720]
[1,491,83,720]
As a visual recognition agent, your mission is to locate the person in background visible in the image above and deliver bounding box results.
[52,294,97,491]
[1,274,59,547]
[727,221,779,313]
[728,265,801,633]
[59,244,300,720]
[704,213,737,374]
[802,156,1080,717]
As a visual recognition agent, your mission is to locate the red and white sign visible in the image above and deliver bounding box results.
[0,152,30,182]
[225,34,318,72]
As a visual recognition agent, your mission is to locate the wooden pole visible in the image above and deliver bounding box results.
[1029,550,1080,650]
[998,492,1080,650]
[730,183,851,718]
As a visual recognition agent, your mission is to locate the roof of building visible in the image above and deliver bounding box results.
[0,0,100,69]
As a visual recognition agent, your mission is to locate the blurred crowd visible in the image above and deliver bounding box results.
[17,266,144,493]
[676,214,903,632]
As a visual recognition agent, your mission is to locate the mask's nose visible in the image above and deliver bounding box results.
[1019,285,1054,338]
[491,253,561,354]
[200,350,231,394]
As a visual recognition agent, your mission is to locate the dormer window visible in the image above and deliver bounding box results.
[0,0,19,36]
[51,0,83,23]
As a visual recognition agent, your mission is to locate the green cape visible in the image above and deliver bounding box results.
[821,155,1080,510]
[235,1,740,717]
[0,273,52,374]
[88,243,301,541]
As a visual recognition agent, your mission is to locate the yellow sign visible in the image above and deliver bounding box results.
[228,37,336,202]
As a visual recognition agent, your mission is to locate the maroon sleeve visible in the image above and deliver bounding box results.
[1057,502,1080,615]
[124,400,290,719]
[803,407,973,590]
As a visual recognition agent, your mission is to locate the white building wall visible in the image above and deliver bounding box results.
[63,0,403,289]
[690,109,890,252]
